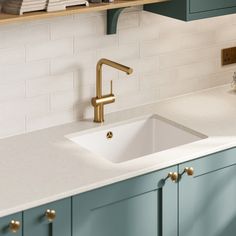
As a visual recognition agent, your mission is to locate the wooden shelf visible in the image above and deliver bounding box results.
[0,0,167,24]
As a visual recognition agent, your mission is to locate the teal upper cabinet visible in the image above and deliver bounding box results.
[179,148,236,236]
[189,0,236,13]
[144,0,236,21]
[0,213,22,236]
[73,166,178,236]
[23,198,71,236]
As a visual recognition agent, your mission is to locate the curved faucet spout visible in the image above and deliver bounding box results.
[92,58,133,123]
[96,58,133,98]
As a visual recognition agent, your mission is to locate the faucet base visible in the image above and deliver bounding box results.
[91,94,115,123]
[93,104,104,123]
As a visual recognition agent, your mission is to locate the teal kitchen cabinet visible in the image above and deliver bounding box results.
[2,148,236,236]
[73,166,178,236]
[179,148,236,236]
[23,198,71,236]
[0,213,22,236]
[144,0,236,21]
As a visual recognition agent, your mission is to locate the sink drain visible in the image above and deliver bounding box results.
[106,131,113,140]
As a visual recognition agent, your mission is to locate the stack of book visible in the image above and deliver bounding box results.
[66,0,89,7]
[2,0,89,15]
[3,0,48,15]
[47,0,66,11]
[48,0,89,12]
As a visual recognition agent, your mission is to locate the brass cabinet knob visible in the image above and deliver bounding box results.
[166,172,179,183]
[9,220,21,233]
[182,167,194,176]
[45,209,56,222]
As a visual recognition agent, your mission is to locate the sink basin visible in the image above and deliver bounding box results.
[67,115,206,163]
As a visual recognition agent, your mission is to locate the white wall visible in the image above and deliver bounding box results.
[0,7,235,138]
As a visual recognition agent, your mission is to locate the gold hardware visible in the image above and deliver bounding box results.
[91,58,133,123]
[166,172,179,183]
[110,80,113,94]
[9,220,20,233]
[181,167,194,177]
[45,209,56,222]
[91,94,116,107]
[106,131,113,139]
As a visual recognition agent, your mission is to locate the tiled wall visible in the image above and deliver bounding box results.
[0,7,235,138]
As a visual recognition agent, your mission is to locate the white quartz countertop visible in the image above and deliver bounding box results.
[1,84,236,217]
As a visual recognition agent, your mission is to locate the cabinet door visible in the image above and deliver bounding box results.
[189,0,236,13]
[0,213,22,236]
[73,166,178,236]
[144,0,236,21]
[179,148,236,236]
[24,198,71,236]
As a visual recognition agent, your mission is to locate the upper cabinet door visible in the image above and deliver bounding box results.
[179,148,236,236]
[0,212,22,236]
[190,0,236,13]
[23,198,71,236]
[73,166,178,236]
[144,0,236,21]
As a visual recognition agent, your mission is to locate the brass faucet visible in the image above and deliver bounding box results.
[91,58,133,123]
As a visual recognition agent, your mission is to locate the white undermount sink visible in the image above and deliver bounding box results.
[67,115,207,163]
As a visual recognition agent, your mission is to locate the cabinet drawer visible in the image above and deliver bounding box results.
[0,212,22,236]
[179,147,236,176]
[189,0,236,13]
[23,198,71,236]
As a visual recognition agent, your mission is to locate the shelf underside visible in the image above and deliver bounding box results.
[0,0,167,24]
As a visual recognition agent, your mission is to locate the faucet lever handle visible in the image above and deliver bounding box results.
[110,80,113,95]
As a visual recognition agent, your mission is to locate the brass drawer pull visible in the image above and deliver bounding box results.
[166,172,179,183]
[45,209,56,222]
[9,220,21,233]
[181,167,194,177]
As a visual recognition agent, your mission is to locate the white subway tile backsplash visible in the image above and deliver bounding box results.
[0,47,25,65]
[73,69,96,87]
[74,34,118,53]
[0,95,50,117]
[51,89,79,111]
[108,76,139,96]
[0,60,50,82]
[118,11,140,29]
[140,39,160,57]
[26,109,76,132]
[0,81,26,102]
[26,38,73,61]
[50,15,79,39]
[26,72,74,97]
[138,56,159,76]
[119,25,159,45]
[215,25,236,42]
[0,23,50,49]
[112,87,160,111]
[140,74,160,90]
[159,46,218,69]
[76,84,96,102]
[140,11,167,26]
[176,60,218,80]
[102,66,119,82]
[159,19,199,36]
[159,79,197,99]
[0,8,235,137]
[51,52,97,75]
[98,43,140,61]
[76,15,103,37]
